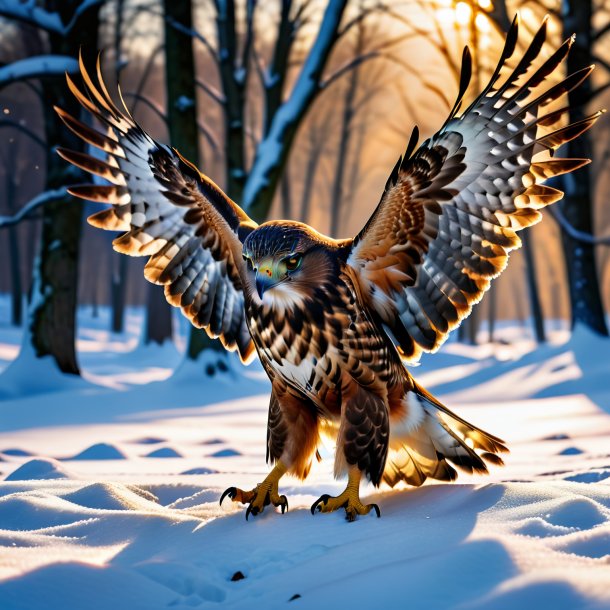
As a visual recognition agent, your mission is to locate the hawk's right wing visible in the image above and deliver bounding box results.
[348,16,601,362]
[56,53,257,363]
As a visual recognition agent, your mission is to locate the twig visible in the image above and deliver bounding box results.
[0,189,67,229]
[548,206,610,246]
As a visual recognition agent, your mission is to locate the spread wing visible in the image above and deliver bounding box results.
[56,53,257,363]
[347,16,602,362]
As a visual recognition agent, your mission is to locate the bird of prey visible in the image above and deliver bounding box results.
[57,16,601,521]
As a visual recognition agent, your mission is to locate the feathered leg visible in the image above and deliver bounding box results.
[312,382,387,521]
[220,382,319,519]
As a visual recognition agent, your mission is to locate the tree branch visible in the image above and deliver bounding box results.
[0,55,78,89]
[548,206,610,246]
[0,189,67,229]
[0,120,46,149]
[195,78,225,105]
[0,0,104,35]
[243,0,349,216]
[592,54,610,75]
[594,20,610,40]
[123,92,167,125]
[197,121,219,152]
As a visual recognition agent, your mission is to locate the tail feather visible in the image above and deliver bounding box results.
[384,384,507,488]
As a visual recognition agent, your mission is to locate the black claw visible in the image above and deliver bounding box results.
[280,496,288,513]
[220,487,237,505]
[310,494,330,515]
[245,504,254,521]
[370,503,381,518]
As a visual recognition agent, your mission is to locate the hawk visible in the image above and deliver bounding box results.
[57,17,601,520]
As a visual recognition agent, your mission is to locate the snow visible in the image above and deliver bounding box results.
[0,57,78,89]
[0,0,104,36]
[0,298,610,609]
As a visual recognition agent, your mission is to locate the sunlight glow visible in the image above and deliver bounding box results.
[478,0,493,10]
[455,2,472,26]
[476,13,491,32]
[437,7,456,25]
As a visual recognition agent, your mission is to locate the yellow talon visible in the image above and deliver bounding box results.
[220,461,288,520]
[310,467,380,521]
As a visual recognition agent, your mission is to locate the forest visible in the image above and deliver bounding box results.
[0,0,608,377]
[0,2,609,609]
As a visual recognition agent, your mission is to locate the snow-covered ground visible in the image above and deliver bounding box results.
[0,298,609,609]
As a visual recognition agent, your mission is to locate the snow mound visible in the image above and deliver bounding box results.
[559,446,584,456]
[129,436,166,445]
[1,448,33,457]
[564,470,610,484]
[69,443,126,460]
[166,489,219,509]
[181,467,218,475]
[5,458,74,481]
[61,483,159,511]
[208,448,241,457]
[144,447,182,458]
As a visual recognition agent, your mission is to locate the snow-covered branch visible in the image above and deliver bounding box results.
[122,93,167,125]
[0,0,104,35]
[195,79,225,105]
[243,0,348,215]
[0,55,78,89]
[548,206,610,246]
[0,189,67,229]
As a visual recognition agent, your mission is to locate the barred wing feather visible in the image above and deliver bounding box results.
[56,53,257,363]
[348,16,602,362]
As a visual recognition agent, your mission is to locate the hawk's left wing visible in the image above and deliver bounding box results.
[347,17,601,362]
[56,53,258,362]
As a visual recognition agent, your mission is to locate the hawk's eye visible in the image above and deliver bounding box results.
[284,254,302,272]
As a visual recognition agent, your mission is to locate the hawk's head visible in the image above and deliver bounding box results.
[242,221,335,306]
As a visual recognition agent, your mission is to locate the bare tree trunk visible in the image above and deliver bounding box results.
[28,1,100,375]
[560,0,608,335]
[487,284,496,343]
[280,168,292,218]
[299,137,323,224]
[163,0,217,359]
[215,0,249,202]
[4,156,22,326]
[144,283,173,345]
[329,47,360,238]
[109,0,128,334]
[521,231,546,343]
[110,255,127,333]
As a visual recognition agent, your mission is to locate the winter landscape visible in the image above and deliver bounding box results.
[2,0,610,609]
[0,301,609,609]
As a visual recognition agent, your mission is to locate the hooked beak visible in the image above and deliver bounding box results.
[255,269,276,299]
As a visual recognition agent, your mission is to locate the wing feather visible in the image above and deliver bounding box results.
[56,52,257,363]
[348,17,601,361]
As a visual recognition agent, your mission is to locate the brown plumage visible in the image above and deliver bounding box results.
[57,18,601,519]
